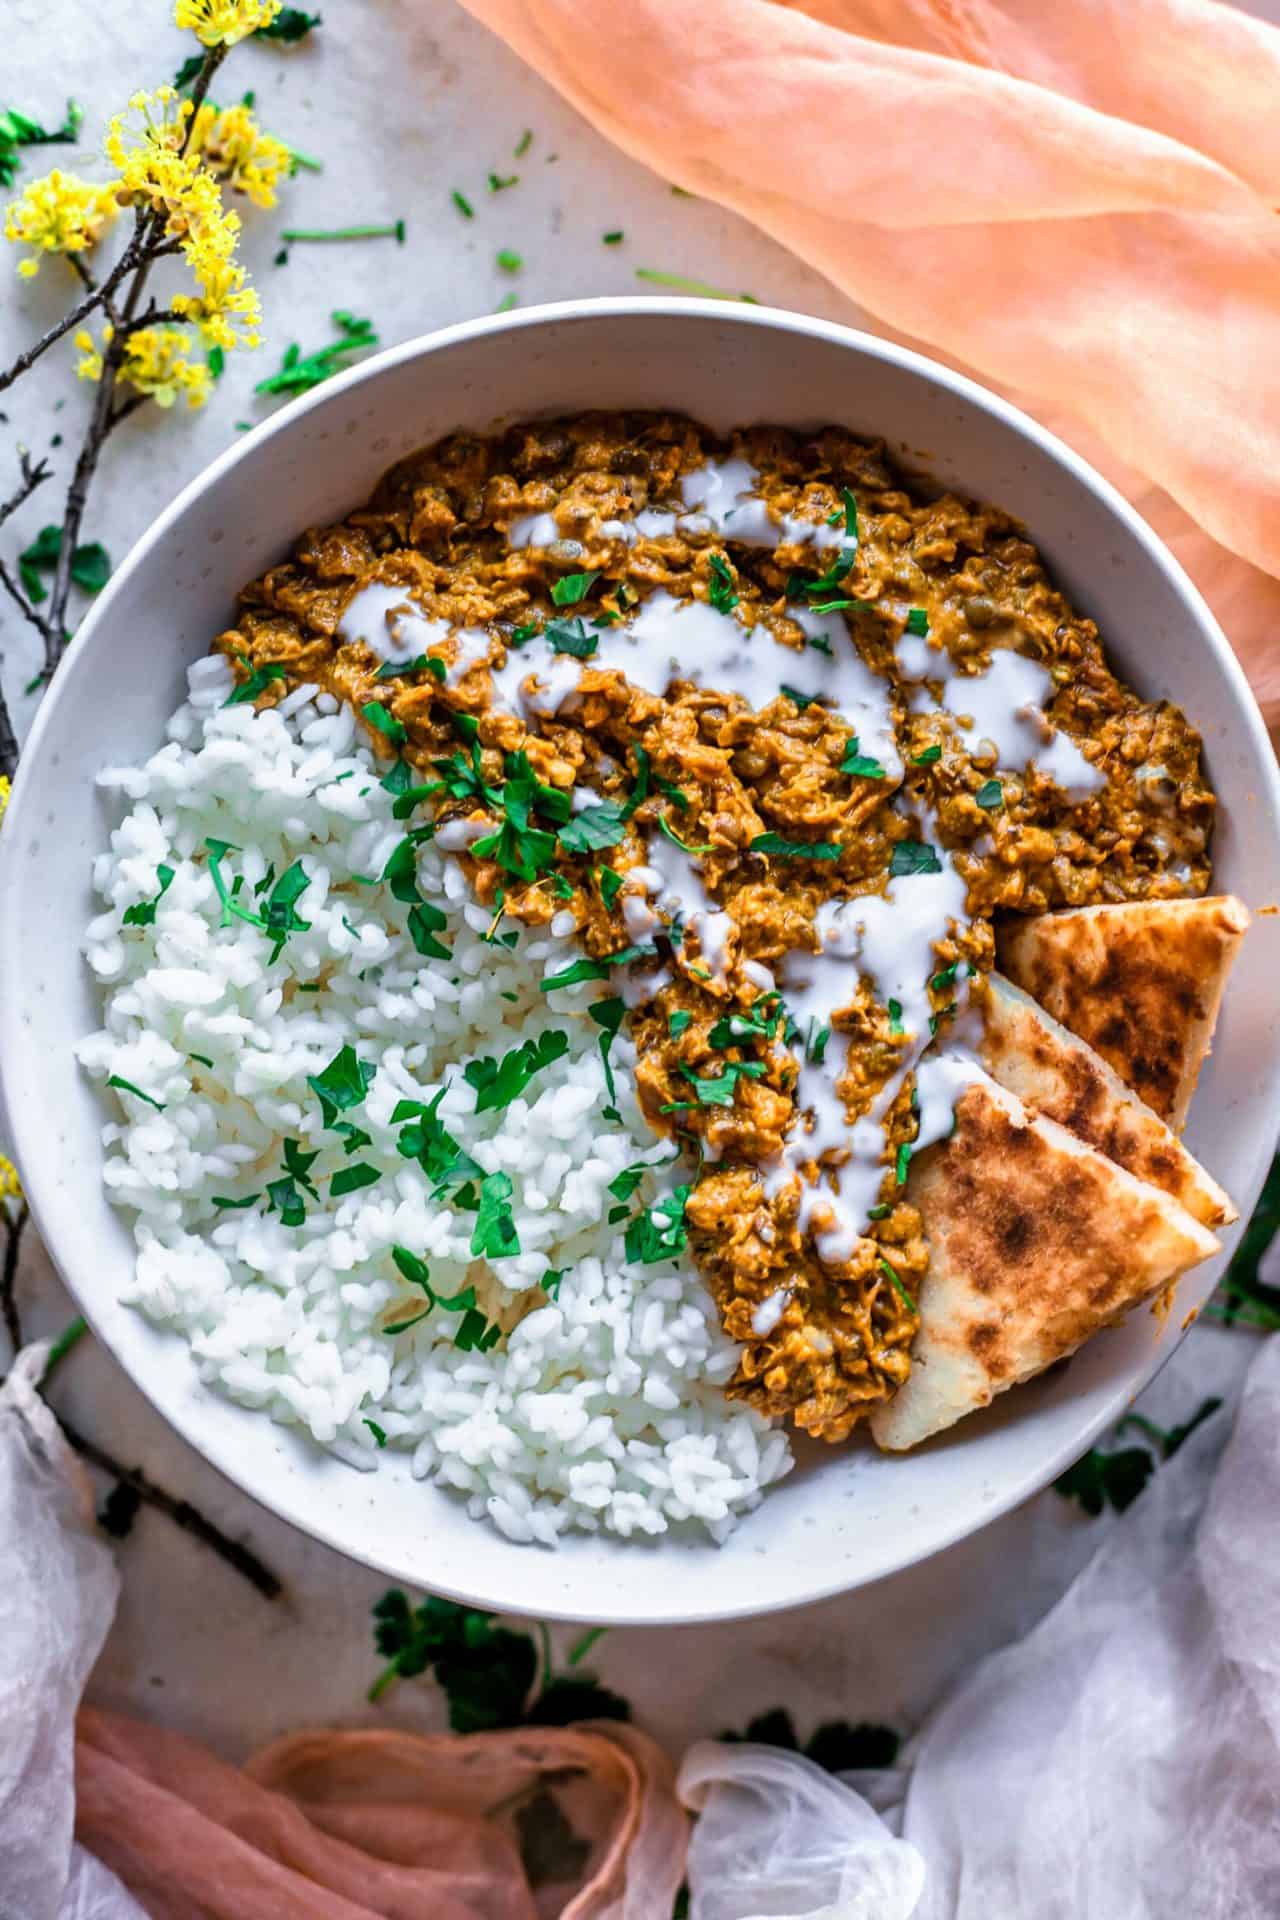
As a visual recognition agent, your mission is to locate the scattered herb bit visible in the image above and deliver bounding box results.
[905,607,929,637]
[224,657,288,707]
[543,615,599,658]
[930,963,959,994]
[975,778,1004,811]
[557,800,629,855]
[658,813,713,856]
[838,740,887,780]
[452,189,474,219]
[407,900,451,961]
[488,171,518,192]
[471,1170,521,1260]
[911,744,942,766]
[330,1162,381,1198]
[189,1052,215,1068]
[634,268,758,302]
[280,221,405,244]
[382,836,423,902]
[750,832,841,861]
[107,1075,164,1111]
[550,569,599,608]
[380,759,414,795]
[19,525,111,601]
[887,998,904,1036]
[539,955,611,992]
[122,863,176,927]
[879,1256,916,1314]
[308,1044,375,1126]
[262,859,312,958]
[602,229,624,245]
[597,866,624,911]
[608,1163,649,1203]
[375,653,446,683]
[589,994,626,1103]
[514,129,533,158]
[895,1140,911,1185]
[624,1185,691,1265]
[256,6,321,40]
[779,684,817,710]
[890,840,943,877]
[542,1267,565,1299]
[393,1088,482,1189]
[707,552,739,614]
[667,1010,693,1040]
[679,1060,767,1107]
[364,1419,387,1447]
[362,700,408,746]
[255,311,379,396]
[496,248,523,273]
[494,292,517,314]
[465,1030,570,1112]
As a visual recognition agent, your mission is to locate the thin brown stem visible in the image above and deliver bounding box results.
[0,448,51,534]
[67,254,98,294]
[58,1413,284,1600]
[0,241,144,398]
[0,681,20,782]
[1,1204,29,1356]
[0,560,53,645]
[42,341,122,670]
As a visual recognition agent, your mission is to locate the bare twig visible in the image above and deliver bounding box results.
[58,1414,285,1600]
[0,682,20,783]
[0,240,146,399]
[0,560,52,644]
[0,448,51,534]
[1,1204,29,1355]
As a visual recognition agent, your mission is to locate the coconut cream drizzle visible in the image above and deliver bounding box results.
[508,457,844,558]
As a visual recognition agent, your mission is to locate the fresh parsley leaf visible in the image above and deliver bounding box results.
[550,569,599,607]
[543,616,598,659]
[526,1676,631,1726]
[122,862,175,927]
[221,657,287,706]
[539,955,611,991]
[608,1162,648,1202]
[330,1162,380,1198]
[668,1009,693,1037]
[407,900,451,960]
[597,865,624,911]
[890,840,943,877]
[364,1418,387,1447]
[750,832,841,861]
[975,778,1004,810]
[905,607,929,636]
[707,552,738,614]
[393,1087,482,1188]
[471,1169,521,1258]
[212,1192,261,1210]
[308,1044,375,1125]
[1054,1446,1154,1516]
[362,700,408,746]
[558,800,629,855]
[382,836,424,903]
[589,994,626,1103]
[368,1591,537,1726]
[106,1075,164,1111]
[624,1185,691,1265]
[779,684,817,710]
[375,654,446,683]
[464,1030,570,1112]
[838,739,886,779]
[380,758,415,795]
[911,744,942,766]
[255,6,321,39]
[679,1060,767,1107]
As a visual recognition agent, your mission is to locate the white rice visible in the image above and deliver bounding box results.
[78,655,792,1546]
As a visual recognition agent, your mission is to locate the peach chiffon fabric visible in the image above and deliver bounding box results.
[74,1708,687,1919]
[456,0,1280,725]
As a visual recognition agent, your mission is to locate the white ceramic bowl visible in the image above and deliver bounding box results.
[3,299,1277,1625]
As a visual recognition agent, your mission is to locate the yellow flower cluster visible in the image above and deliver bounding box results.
[2,169,118,279]
[188,101,292,210]
[0,1155,21,1205]
[106,88,261,351]
[174,0,282,46]
[76,323,212,408]
[0,774,9,825]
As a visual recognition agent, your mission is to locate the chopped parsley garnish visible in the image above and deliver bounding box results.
[625,1185,691,1264]
[608,1162,649,1203]
[597,866,624,911]
[308,1044,375,1126]
[602,229,624,245]
[550,569,599,607]
[472,751,569,881]
[107,1075,164,1111]
[514,129,533,157]
[331,1162,381,1198]
[267,1138,320,1228]
[905,607,929,636]
[18,524,110,599]
[212,1192,260,1210]
[779,684,818,710]
[471,1170,521,1259]
[407,900,451,961]
[452,188,474,218]
[262,859,312,958]
[255,311,379,396]
[838,488,859,540]
[707,552,739,614]
[364,1419,387,1448]
[464,1030,569,1112]
[975,778,1004,810]
[539,955,610,991]
[393,1088,482,1188]
[678,1060,767,1107]
[911,744,942,766]
[879,1256,916,1314]
[122,863,175,927]
[589,995,626,1104]
[750,832,841,861]
[382,835,428,902]
[887,998,904,1036]
[658,813,713,856]
[838,739,887,780]
[488,170,518,192]
[930,962,959,994]
[890,840,943,877]
[542,1268,566,1298]
[895,1141,911,1185]
[380,758,415,795]
[543,615,599,658]
[375,654,447,683]
[362,700,408,746]
[496,248,523,273]
[557,799,629,855]
[224,657,287,706]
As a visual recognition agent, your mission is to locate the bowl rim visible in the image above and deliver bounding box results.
[5,294,1279,1624]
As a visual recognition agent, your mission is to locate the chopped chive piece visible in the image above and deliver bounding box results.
[488,171,518,192]
[879,1256,916,1314]
[658,813,713,856]
[452,189,474,218]
[280,222,406,244]
[634,268,757,303]
[496,248,523,273]
[514,129,533,157]
[887,998,904,1037]
[254,311,379,396]
[602,229,624,245]
[895,1141,911,1185]
[494,292,517,313]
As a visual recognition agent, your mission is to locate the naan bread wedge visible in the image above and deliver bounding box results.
[997,895,1249,1129]
[976,972,1235,1229]
[870,1076,1219,1452]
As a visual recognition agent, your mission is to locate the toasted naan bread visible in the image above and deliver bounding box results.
[977,973,1235,1229]
[997,896,1249,1129]
[870,1077,1219,1452]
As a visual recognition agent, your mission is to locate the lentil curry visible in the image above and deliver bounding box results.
[218,413,1215,1444]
